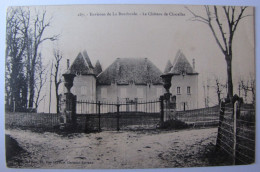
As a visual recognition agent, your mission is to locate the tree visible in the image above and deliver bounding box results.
[27,9,59,108]
[239,76,255,105]
[53,49,63,113]
[5,7,59,112]
[213,76,227,105]
[33,53,48,111]
[186,6,251,101]
[6,7,29,111]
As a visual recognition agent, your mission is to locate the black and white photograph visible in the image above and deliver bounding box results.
[4,4,256,169]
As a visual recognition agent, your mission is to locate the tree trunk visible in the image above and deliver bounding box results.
[55,84,60,113]
[28,62,35,108]
[226,54,233,101]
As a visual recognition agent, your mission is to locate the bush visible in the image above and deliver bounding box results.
[5,135,26,162]
[159,119,190,130]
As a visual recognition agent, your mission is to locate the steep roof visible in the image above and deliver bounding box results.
[94,60,102,76]
[164,60,173,73]
[169,50,198,75]
[97,58,163,85]
[68,51,94,75]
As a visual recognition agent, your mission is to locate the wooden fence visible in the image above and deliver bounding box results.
[216,102,255,165]
[172,105,220,127]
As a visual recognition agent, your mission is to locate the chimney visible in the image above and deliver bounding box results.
[67,59,70,69]
[144,58,148,71]
[192,58,195,70]
[116,58,120,72]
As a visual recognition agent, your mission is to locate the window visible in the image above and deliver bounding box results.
[101,88,107,99]
[187,86,191,94]
[177,87,181,94]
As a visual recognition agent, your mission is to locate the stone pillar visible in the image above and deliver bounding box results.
[160,73,174,121]
[60,73,76,130]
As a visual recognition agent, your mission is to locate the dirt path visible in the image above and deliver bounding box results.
[6,128,218,169]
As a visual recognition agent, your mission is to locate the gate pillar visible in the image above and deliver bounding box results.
[60,72,77,130]
[160,96,164,123]
[160,73,174,122]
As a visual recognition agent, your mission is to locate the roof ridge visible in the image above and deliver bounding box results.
[82,50,94,69]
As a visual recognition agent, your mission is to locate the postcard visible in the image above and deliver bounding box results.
[5,4,255,169]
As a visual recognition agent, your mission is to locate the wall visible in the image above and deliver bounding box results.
[97,83,163,102]
[71,74,96,101]
[5,112,60,131]
[170,74,198,110]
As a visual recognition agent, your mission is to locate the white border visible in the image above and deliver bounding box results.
[0,0,259,172]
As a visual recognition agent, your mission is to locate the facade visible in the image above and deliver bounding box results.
[164,50,199,111]
[69,51,97,102]
[65,50,198,111]
[97,58,164,103]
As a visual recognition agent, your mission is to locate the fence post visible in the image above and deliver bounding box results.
[98,101,101,132]
[216,101,225,151]
[116,104,120,131]
[160,96,164,124]
[233,100,240,165]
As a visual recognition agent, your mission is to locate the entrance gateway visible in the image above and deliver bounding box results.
[75,99,163,131]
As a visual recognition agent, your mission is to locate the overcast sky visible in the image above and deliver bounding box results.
[20,4,254,111]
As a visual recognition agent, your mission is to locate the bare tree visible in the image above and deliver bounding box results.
[239,76,255,105]
[186,6,251,101]
[53,49,63,113]
[213,76,227,105]
[33,53,48,111]
[27,9,59,108]
[5,7,59,112]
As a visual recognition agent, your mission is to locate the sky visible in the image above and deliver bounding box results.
[8,4,255,111]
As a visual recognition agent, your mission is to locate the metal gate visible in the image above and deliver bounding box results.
[75,99,162,131]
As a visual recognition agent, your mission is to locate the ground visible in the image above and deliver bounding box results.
[6,127,221,169]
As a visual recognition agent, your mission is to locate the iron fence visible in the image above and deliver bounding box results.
[75,99,161,131]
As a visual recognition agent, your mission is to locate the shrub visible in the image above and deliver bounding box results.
[159,119,190,130]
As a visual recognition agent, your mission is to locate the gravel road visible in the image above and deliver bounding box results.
[6,127,218,169]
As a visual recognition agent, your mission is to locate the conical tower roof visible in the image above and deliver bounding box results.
[169,50,198,75]
[164,60,173,73]
[94,60,102,76]
[68,50,94,75]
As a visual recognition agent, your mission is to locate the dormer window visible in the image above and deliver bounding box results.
[129,80,134,85]
[147,80,152,88]
[181,70,186,77]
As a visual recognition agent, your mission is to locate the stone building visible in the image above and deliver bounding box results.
[164,50,199,111]
[97,57,164,103]
[65,49,198,111]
